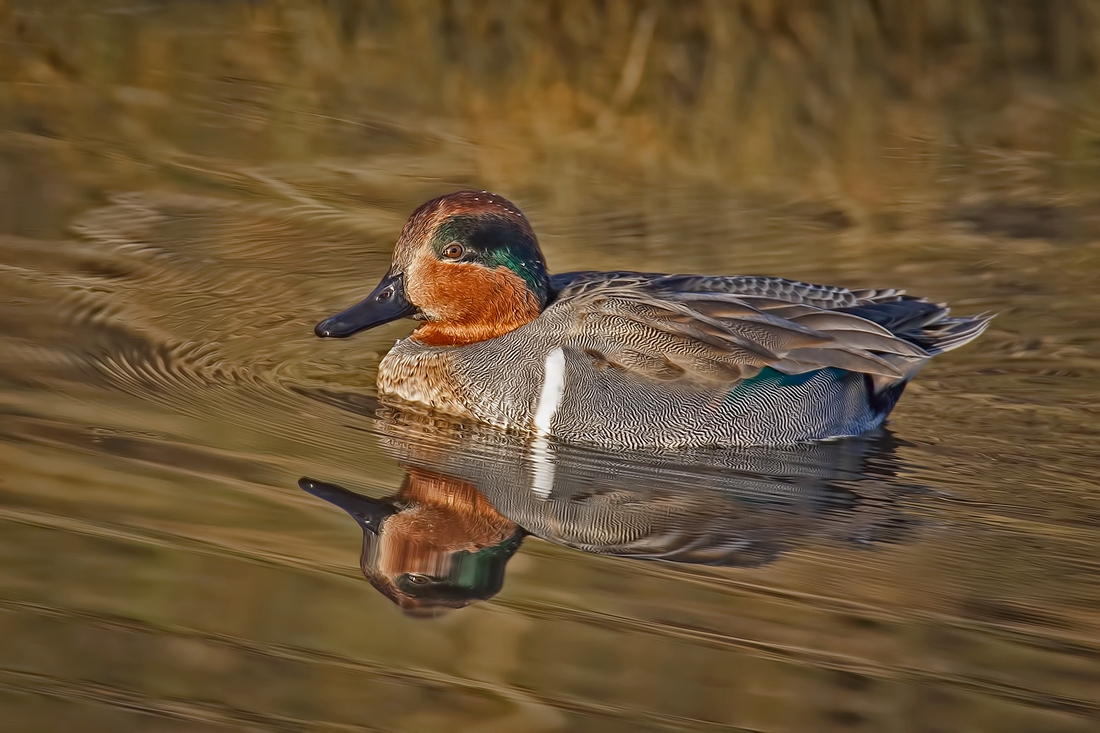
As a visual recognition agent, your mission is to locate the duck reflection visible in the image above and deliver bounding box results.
[300,470,523,616]
[300,402,921,616]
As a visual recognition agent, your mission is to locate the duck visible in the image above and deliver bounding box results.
[315,190,991,449]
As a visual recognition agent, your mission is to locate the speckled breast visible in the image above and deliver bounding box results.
[378,320,888,449]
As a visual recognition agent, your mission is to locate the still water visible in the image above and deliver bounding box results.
[2,2,1100,731]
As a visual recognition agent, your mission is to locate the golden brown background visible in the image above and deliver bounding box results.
[1,2,1099,731]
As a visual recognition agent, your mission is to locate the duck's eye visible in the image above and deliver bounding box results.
[442,242,464,260]
[405,573,431,585]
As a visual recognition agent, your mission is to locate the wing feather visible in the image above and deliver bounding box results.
[551,275,932,386]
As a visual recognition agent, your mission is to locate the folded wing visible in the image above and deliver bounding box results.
[551,272,990,386]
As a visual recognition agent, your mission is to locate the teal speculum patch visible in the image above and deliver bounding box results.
[730,366,843,396]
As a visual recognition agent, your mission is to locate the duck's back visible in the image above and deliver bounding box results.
[382,271,990,448]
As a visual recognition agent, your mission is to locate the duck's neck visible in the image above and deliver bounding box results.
[411,267,544,347]
[412,312,539,347]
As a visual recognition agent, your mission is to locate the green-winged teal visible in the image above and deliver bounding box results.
[315,191,990,449]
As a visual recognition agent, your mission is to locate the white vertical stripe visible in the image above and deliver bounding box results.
[530,348,566,498]
[533,347,566,435]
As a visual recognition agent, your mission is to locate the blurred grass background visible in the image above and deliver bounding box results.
[2,3,1100,731]
[2,0,1099,239]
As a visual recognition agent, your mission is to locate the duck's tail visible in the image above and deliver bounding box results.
[901,312,995,355]
[839,296,994,356]
[837,297,994,411]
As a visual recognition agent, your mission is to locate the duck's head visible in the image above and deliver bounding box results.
[315,190,551,347]
[299,470,523,617]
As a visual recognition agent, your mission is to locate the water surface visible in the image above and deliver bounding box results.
[2,2,1100,731]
